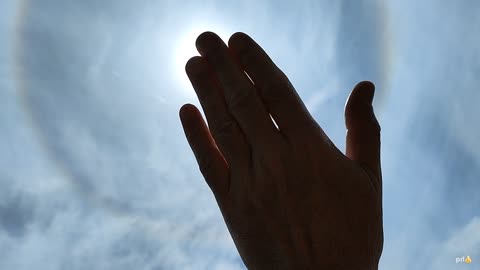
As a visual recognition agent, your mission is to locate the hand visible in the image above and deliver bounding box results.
[179,32,383,270]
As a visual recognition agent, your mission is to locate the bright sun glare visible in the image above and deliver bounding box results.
[173,24,231,99]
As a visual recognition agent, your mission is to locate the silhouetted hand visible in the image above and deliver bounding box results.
[179,32,382,270]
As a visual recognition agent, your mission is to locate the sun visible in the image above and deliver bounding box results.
[172,24,231,99]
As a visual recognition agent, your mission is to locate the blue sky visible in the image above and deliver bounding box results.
[0,0,479,269]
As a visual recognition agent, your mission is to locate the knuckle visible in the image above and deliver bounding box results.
[198,157,215,179]
[211,118,238,140]
[369,111,381,136]
[228,88,256,111]
[372,119,381,134]
[229,32,250,53]
[237,46,256,67]
[347,104,382,137]
[261,78,295,104]
[185,125,202,143]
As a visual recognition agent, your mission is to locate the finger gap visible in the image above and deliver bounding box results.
[270,114,279,130]
[244,70,254,84]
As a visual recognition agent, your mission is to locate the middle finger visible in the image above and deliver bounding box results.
[195,31,281,149]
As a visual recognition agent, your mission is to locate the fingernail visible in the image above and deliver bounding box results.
[196,31,223,55]
[180,104,193,121]
[185,57,205,76]
[361,81,375,104]
[230,32,249,51]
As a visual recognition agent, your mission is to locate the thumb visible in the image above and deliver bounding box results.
[345,81,382,182]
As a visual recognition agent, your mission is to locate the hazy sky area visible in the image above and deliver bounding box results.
[0,0,479,269]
